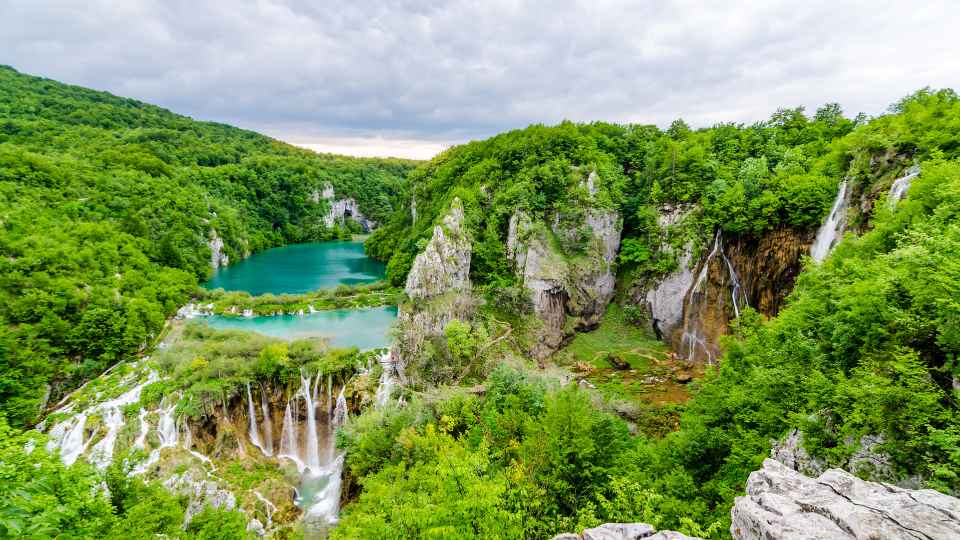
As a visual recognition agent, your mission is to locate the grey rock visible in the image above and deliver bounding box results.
[552,523,699,540]
[208,229,229,269]
[246,518,266,536]
[319,183,377,231]
[770,428,827,477]
[404,198,471,300]
[731,458,960,539]
[583,522,655,539]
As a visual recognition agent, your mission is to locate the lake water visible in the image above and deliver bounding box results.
[203,306,397,350]
[203,241,385,295]
[201,240,395,348]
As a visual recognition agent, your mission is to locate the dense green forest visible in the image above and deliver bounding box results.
[0,66,414,426]
[4,63,960,539]
[343,89,960,537]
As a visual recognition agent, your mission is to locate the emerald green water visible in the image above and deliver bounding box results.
[204,307,396,349]
[203,241,385,295]
[202,240,395,348]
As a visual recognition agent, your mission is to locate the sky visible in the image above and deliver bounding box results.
[2,1,958,160]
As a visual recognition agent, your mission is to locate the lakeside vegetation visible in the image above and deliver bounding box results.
[195,281,402,317]
[0,65,414,426]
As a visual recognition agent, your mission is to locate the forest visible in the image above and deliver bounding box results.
[0,66,414,427]
[2,63,960,539]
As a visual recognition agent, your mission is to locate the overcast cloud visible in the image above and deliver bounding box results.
[2,1,958,159]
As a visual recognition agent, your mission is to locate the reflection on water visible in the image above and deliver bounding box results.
[203,241,385,295]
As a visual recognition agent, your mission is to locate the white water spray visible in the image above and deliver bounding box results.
[246,383,267,456]
[811,180,848,263]
[888,164,920,209]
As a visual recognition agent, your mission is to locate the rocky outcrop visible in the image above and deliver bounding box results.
[317,183,377,232]
[552,523,700,540]
[208,229,229,269]
[404,198,471,299]
[641,204,695,341]
[507,170,622,361]
[395,198,475,374]
[770,428,827,477]
[731,458,960,539]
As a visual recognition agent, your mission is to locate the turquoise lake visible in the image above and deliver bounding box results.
[201,240,395,348]
[203,306,397,350]
[203,240,385,295]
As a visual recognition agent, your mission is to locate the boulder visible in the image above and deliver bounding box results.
[730,458,960,539]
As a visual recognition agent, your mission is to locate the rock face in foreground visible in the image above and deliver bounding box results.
[395,198,474,374]
[551,522,700,540]
[731,458,960,539]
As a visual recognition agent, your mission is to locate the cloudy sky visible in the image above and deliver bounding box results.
[2,1,958,159]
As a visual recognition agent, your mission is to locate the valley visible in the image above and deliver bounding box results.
[2,64,960,540]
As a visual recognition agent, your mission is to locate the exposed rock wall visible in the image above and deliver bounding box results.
[641,204,695,341]
[208,229,230,269]
[552,522,700,540]
[731,458,960,540]
[317,183,377,232]
[395,198,474,373]
[507,180,622,361]
[674,227,812,362]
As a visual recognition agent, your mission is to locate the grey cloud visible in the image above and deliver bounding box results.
[2,0,958,147]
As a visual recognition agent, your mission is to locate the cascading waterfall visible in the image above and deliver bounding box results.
[810,180,848,262]
[679,231,749,363]
[333,388,348,426]
[279,399,303,471]
[259,385,274,456]
[134,408,149,450]
[301,374,322,473]
[888,164,920,209]
[246,382,268,455]
[374,349,396,408]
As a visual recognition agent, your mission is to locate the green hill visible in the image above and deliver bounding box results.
[0,66,414,425]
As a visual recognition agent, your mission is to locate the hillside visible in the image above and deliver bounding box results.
[0,66,415,426]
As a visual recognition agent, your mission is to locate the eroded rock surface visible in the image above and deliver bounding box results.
[551,522,700,540]
[209,229,229,269]
[731,458,960,539]
[395,198,474,372]
[507,170,622,360]
[317,183,377,232]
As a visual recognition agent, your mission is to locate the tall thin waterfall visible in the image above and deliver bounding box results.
[810,180,848,263]
[246,383,267,455]
[259,386,274,456]
[301,375,321,472]
[279,400,303,471]
[679,231,748,363]
[333,388,348,426]
[374,349,395,408]
[888,165,920,209]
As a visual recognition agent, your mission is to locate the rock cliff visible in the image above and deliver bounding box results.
[507,170,622,361]
[731,458,960,539]
[208,229,230,269]
[317,183,377,232]
[395,198,475,374]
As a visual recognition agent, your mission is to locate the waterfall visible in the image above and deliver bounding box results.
[888,165,920,209]
[678,231,748,363]
[301,375,321,473]
[333,388,348,426]
[278,399,304,472]
[59,414,89,466]
[259,386,274,456]
[134,408,149,450]
[88,407,124,469]
[246,383,267,455]
[810,180,848,263]
[374,349,395,408]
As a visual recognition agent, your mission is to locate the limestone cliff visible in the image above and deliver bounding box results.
[394,198,474,374]
[731,458,960,539]
[552,523,700,540]
[638,204,695,341]
[317,183,377,232]
[507,174,622,361]
[208,229,230,269]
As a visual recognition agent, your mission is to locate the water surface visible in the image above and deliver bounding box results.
[204,241,385,295]
[203,306,397,350]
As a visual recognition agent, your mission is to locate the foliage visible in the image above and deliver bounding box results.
[0,65,414,426]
